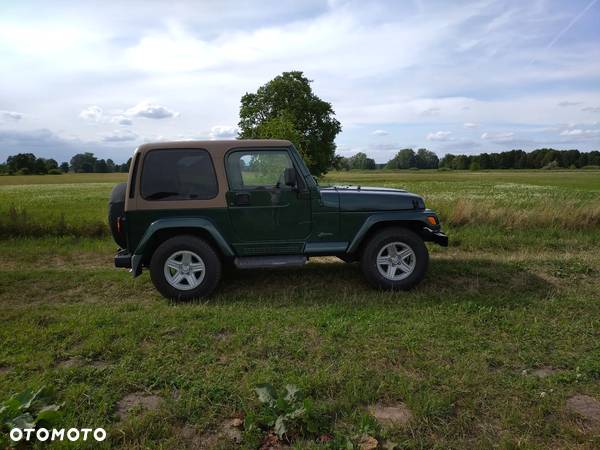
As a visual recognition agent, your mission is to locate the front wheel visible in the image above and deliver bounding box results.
[360,227,429,290]
[150,235,222,300]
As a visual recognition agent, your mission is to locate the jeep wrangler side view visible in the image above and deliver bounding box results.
[109,140,448,300]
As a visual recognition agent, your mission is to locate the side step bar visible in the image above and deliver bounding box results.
[234,255,307,269]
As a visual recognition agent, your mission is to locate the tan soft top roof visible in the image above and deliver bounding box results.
[125,139,294,211]
[135,139,293,155]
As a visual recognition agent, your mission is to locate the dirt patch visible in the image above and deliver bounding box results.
[369,403,413,427]
[221,419,242,444]
[58,356,85,368]
[566,395,600,429]
[259,432,290,450]
[531,367,561,378]
[0,365,10,374]
[57,357,111,370]
[116,392,164,421]
[178,424,219,449]
[89,360,112,369]
[213,331,230,341]
[177,418,242,449]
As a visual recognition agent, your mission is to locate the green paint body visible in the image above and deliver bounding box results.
[124,146,445,276]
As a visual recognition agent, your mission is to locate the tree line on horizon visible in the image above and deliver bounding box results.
[335,148,600,171]
[2,147,600,176]
[0,152,131,175]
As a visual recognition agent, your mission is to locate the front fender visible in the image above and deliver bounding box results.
[131,217,234,277]
[346,210,440,253]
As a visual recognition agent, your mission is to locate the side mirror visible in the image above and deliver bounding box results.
[284,167,297,188]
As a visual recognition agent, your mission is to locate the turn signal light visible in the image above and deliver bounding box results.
[426,215,438,226]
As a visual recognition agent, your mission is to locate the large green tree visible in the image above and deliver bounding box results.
[385,149,416,169]
[70,152,97,173]
[415,148,439,169]
[348,152,376,170]
[238,71,342,176]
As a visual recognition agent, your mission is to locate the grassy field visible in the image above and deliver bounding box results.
[1,170,599,449]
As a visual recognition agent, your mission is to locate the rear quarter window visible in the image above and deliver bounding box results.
[141,149,218,201]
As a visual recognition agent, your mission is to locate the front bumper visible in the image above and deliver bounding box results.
[114,249,132,268]
[422,227,449,247]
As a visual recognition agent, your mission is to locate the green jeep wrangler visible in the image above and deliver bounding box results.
[109,140,448,300]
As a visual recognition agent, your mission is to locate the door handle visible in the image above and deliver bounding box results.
[234,192,251,206]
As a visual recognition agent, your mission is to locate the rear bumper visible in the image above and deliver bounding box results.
[114,249,132,268]
[422,227,449,247]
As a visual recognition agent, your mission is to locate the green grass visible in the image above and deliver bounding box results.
[1,170,600,449]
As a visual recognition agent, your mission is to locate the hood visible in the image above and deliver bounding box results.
[320,185,425,211]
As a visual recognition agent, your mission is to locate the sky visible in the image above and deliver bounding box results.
[1,0,599,164]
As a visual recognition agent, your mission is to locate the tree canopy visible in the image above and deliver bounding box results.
[238,71,342,176]
[0,152,130,175]
[348,152,376,170]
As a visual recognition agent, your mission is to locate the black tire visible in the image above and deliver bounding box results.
[150,235,222,300]
[108,182,127,248]
[360,227,428,290]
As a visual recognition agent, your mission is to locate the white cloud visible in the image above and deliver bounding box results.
[111,115,133,126]
[463,122,479,128]
[126,101,178,119]
[79,105,103,122]
[560,129,600,137]
[1,110,24,121]
[209,125,238,139]
[426,131,453,141]
[420,107,440,116]
[2,1,600,160]
[481,131,514,142]
[102,129,138,142]
[372,129,389,136]
[582,106,600,113]
[80,106,133,126]
[557,101,581,107]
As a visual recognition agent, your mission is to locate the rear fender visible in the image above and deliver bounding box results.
[131,218,234,277]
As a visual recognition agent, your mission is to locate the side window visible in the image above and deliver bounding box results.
[227,150,295,190]
[141,149,218,201]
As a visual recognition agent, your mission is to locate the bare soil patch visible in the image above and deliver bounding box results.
[566,395,600,429]
[57,356,112,369]
[369,403,413,427]
[116,392,164,421]
[531,367,560,378]
[89,360,112,369]
[177,418,242,449]
[58,356,85,368]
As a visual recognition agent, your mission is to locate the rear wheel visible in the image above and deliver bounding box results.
[150,235,222,300]
[360,227,428,290]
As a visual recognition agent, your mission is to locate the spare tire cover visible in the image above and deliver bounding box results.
[108,182,127,248]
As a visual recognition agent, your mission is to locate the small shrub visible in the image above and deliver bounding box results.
[245,384,326,445]
[47,169,63,175]
[0,387,62,446]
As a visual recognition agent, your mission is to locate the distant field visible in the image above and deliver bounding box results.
[1,170,599,244]
[0,172,128,186]
[1,170,600,448]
